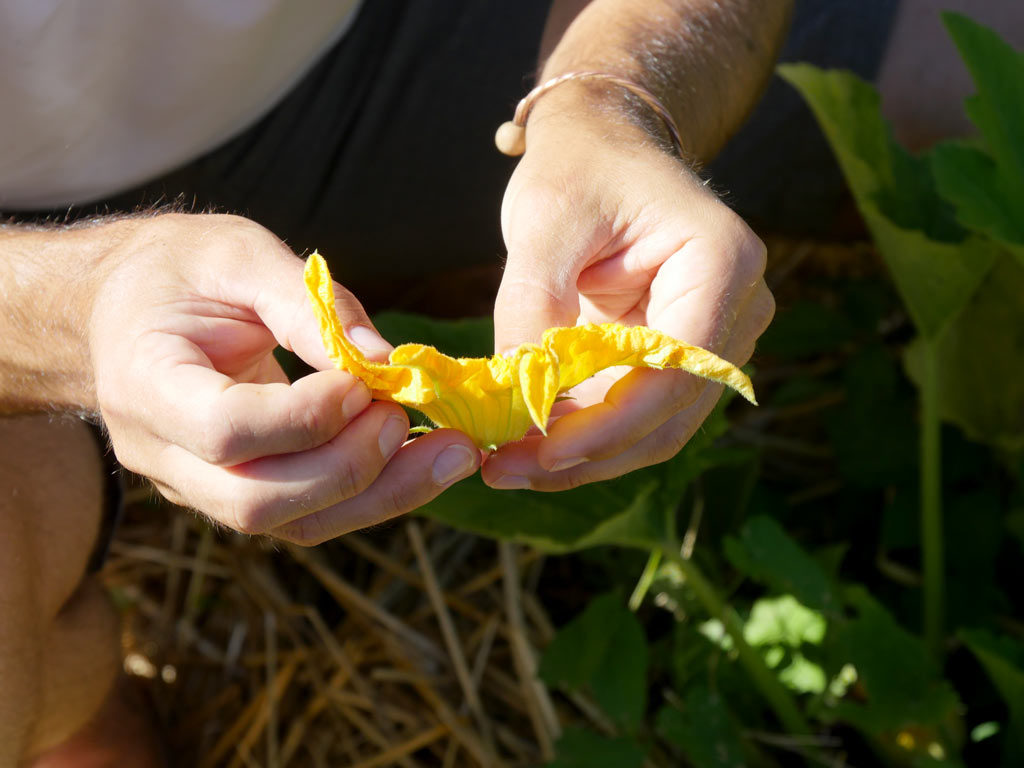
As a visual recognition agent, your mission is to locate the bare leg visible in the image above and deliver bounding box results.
[0,415,159,767]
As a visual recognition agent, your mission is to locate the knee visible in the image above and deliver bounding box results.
[0,414,106,620]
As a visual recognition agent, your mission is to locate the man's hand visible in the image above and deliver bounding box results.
[483,0,789,490]
[55,213,476,543]
[484,107,774,491]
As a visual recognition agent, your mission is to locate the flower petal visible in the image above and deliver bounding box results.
[516,346,559,435]
[304,252,407,393]
[542,324,757,405]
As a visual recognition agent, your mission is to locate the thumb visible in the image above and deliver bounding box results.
[494,250,580,355]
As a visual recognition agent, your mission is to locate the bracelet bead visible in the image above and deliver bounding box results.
[494,70,685,159]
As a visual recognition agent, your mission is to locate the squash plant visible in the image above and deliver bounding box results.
[780,12,1024,662]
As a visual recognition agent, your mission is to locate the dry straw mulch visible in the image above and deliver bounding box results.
[102,486,597,768]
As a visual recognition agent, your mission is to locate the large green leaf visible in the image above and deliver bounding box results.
[723,516,837,613]
[655,688,746,768]
[417,397,747,552]
[778,64,997,338]
[904,254,1024,452]
[931,14,1024,267]
[961,630,1024,765]
[372,311,493,357]
[546,728,647,768]
[830,588,961,738]
[539,593,648,731]
[826,344,917,488]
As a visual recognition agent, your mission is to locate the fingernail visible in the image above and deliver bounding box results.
[378,416,408,459]
[490,474,531,490]
[548,456,588,472]
[341,382,371,421]
[432,445,477,486]
[347,325,392,359]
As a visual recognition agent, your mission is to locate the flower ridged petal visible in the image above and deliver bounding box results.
[304,252,756,450]
[543,324,757,404]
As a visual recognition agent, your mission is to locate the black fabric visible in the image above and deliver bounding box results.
[86,422,125,573]
[84,0,897,273]
[100,1,553,294]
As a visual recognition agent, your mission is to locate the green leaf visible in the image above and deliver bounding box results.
[826,344,917,488]
[831,587,960,737]
[743,596,828,695]
[418,397,745,552]
[546,728,647,768]
[756,299,854,360]
[931,142,1024,268]
[931,14,1024,267]
[1008,510,1024,553]
[778,64,997,338]
[416,471,666,553]
[904,254,1024,452]
[539,593,648,730]
[371,311,494,357]
[656,688,746,768]
[961,629,1024,765]
[744,596,826,648]
[723,516,837,612]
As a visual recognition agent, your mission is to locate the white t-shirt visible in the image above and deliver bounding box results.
[0,0,362,209]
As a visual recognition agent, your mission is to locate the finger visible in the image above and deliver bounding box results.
[145,402,411,533]
[271,429,481,545]
[646,232,765,351]
[534,366,705,470]
[192,220,394,368]
[527,279,760,471]
[493,261,580,355]
[494,185,615,352]
[486,282,763,484]
[121,331,373,465]
[483,384,722,492]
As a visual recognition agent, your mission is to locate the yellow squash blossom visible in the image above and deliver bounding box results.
[305,252,756,450]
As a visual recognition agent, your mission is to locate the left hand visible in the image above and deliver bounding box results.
[483,105,774,491]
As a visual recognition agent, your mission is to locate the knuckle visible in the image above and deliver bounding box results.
[504,178,573,239]
[755,287,777,334]
[329,457,372,504]
[645,427,690,467]
[557,465,594,492]
[197,423,240,466]
[279,513,329,547]
[288,397,324,450]
[227,493,274,536]
[736,229,768,277]
[381,479,423,518]
[664,370,705,409]
[733,341,758,367]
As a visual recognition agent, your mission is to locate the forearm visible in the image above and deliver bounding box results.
[0,218,135,414]
[536,0,793,162]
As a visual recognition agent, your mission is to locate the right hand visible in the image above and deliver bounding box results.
[88,214,479,544]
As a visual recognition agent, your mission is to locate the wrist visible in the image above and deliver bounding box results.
[524,79,671,153]
[0,216,141,414]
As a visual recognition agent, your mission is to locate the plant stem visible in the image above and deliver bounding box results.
[659,545,812,736]
[629,548,662,611]
[920,340,944,660]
